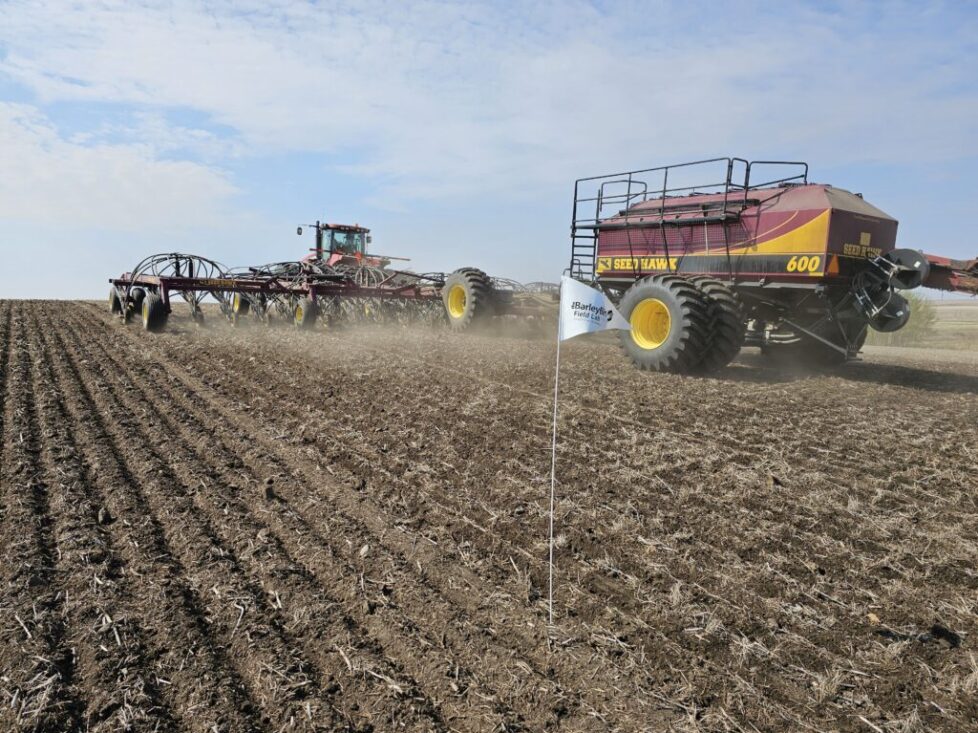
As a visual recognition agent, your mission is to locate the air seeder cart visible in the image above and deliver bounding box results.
[571,157,978,372]
[109,220,556,332]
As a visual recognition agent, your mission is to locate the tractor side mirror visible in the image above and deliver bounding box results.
[296,226,303,235]
[366,235,372,244]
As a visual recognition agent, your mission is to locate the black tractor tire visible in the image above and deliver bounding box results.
[232,292,250,317]
[617,275,712,373]
[141,293,168,333]
[109,287,123,315]
[442,268,494,331]
[689,276,745,373]
[293,298,318,329]
[129,287,146,316]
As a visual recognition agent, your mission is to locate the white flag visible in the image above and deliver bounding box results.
[558,275,630,341]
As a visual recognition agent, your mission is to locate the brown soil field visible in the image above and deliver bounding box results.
[1,300,976,732]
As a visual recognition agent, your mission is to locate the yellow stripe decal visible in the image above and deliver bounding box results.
[726,209,831,256]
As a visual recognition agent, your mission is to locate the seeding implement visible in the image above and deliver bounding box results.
[109,220,555,332]
[571,157,978,372]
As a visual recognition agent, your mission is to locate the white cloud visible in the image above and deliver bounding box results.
[1,0,976,203]
[0,102,237,230]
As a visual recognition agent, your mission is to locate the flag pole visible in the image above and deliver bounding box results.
[547,276,627,630]
[547,318,562,627]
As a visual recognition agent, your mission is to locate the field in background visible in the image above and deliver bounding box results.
[1,300,976,732]
[929,299,978,350]
[869,297,978,351]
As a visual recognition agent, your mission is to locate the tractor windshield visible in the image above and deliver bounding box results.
[330,230,366,254]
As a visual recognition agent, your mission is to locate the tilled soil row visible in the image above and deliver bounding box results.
[23,306,181,731]
[0,303,82,730]
[239,341,944,727]
[89,349,608,730]
[33,312,274,732]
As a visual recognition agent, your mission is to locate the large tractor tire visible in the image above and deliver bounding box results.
[293,298,318,329]
[109,287,123,315]
[130,287,146,315]
[618,275,711,373]
[141,293,168,333]
[689,276,745,373]
[442,268,494,331]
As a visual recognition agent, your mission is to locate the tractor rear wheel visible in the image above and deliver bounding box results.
[689,277,745,373]
[109,287,123,315]
[442,268,494,331]
[294,298,318,329]
[618,275,711,373]
[142,293,168,333]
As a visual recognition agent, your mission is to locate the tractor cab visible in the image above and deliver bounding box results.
[299,221,386,268]
[328,227,367,256]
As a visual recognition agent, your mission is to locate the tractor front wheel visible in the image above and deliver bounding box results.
[442,268,494,331]
[142,293,168,333]
[618,275,711,373]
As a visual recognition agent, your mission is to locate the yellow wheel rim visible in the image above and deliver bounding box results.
[294,304,303,324]
[142,299,149,325]
[630,298,671,349]
[233,293,242,313]
[447,284,467,319]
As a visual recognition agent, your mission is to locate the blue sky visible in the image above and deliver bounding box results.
[1,0,977,298]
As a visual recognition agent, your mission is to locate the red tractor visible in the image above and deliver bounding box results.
[299,221,386,269]
[571,158,978,372]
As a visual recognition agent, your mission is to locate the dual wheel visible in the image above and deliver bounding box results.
[618,275,745,374]
[109,287,167,332]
